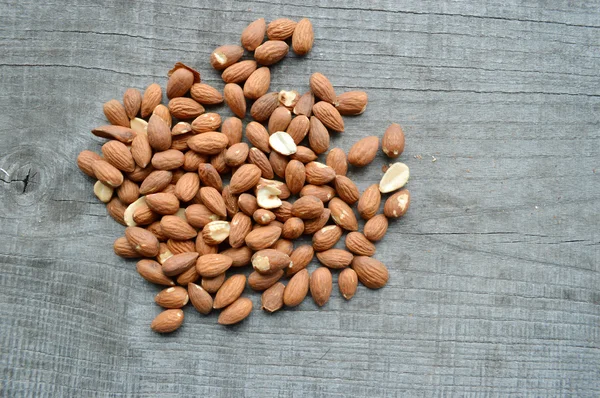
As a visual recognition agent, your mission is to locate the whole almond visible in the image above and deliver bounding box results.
[339,268,358,300]
[199,186,227,217]
[174,172,200,202]
[166,239,195,255]
[292,195,324,219]
[151,149,184,170]
[254,40,289,65]
[244,122,270,153]
[261,282,285,313]
[336,91,368,115]
[293,91,314,116]
[351,256,389,289]
[284,159,305,195]
[131,133,152,168]
[253,208,276,225]
[357,184,381,220]
[103,99,130,127]
[136,259,175,286]
[286,115,310,144]
[114,236,140,258]
[91,125,137,143]
[245,225,281,251]
[222,246,253,267]
[229,164,262,194]
[151,309,183,333]
[312,101,344,132]
[286,245,313,276]
[170,134,190,152]
[168,97,205,120]
[201,273,226,294]
[309,73,336,104]
[326,148,347,176]
[250,92,279,122]
[141,83,162,118]
[238,193,259,216]
[188,283,213,315]
[283,268,309,307]
[185,204,220,229]
[268,106,292,134]
[102,140,135,172]
[191,113,221,134]
[281,217,304,239]
[147,114,172,151]
[221,117,243,145]
[269,151,288,178]
[384,189,411,218]
[345,232,376,256]
[166,67,194,99]
[364,214,389,241]
[305,161,336,185]
[125,226,159,257]
[132,203,158,226]
[310,267,332,307]
[382,123,406,158]
[176,265,199,286]
[139,170,172,195]
[308,116,330,154]
[300,184,335,203]
[222,60,258,84]
[213,274,246,309]
[196,254,232,277]
[197,163,223,191]
[303,208,331,235]
[77,150,102,177]
[190,83,223,105]
[290,146,317,164]
[244,67,271,100]
[267,18,297,40]
[252,249,291,275]
[123,88,142,119]
[127,164,155,183]
[160,215,197,240]
[202,220,231,245]
[146,192,179,215]
[316,249,354,269]
[188,132,228,155]
[224,143,249,167]
[224,83,246,118]
[248,269,284,291]
[210,45,244,70]
[348,136,379,167]
[218,297,253,325]
[292,18,314,55]
[248,148,274,179]
[107,197,127,225]
[92,160,124,187]
[155,286,189,308]
[228,212,252,248]
[153,104,172,127]
[328,198,358,231]
[241,18,266,51]
[312,225,343,252]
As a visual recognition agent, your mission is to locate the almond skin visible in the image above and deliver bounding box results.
[103,99,130,127]
[141,83,162,118]
[283,269,309,307]
[151,149,185,171]
[210,45,244,70]
[224,83,246,118]
[382,123,406,158]
[345,232,376,256]
[191,113,222,134]
[250,92,279,122]
[348,136,379,167]
[364,214,389,241]
[238,193,259,216]
[123,88,142,119]
[225,142,249,167]
[254,40,289,65]
[168,97,205,120]
[308,116,330,154]
[292,18,314,55]
[252,249,291,274]
[92,160,123,188]
[267,18,297,40]
[272,201,293,222]
[155,286,189,309]
[160,215,197,240]
[153,104,172,127]
[222,60,258,84]
[261,282,285,312]
[176,266,199,286]
[136,259,175,286]
[230,164,262,194]
[222,246,253,268]
[151,309,184,333]
[113,236,140,258]
[309,73,336,104]
[310,267,332,307]
[312,225,343,252]
[312,101,344,132]
[290,146,317,164]
[162,252,199,276]
[293,91,314,116]
[196,254,233,278]
[268,106,292,134]
[285,159,306,195]
[245,225,282,251]
[241,18,266,51]
[299,185,335,203]
[357,184,382,220]
[351,256,389,289]
[125,226,159,257]
[286,115,310,144]
[335,91,368,115]
[248,148,274,179]
[384,189,411,218]
[213,274,247,309]
[131,133,152,168]
[107,197,127,225]
[253,208,276,225]
[127,164,155,183]
[189,83,223,105]
[201,273,226,294]
[328,198,358,231]
[197,163,223,191]
[102,140,135,172]
[338,268,358,300]
[223,186,239,217]
[244,67,271,100]
[248,269,284,291]
[333,175,359,205]
[188,283,213,315]
[305,161,336,185]
[316,249,354,269]
[218,297,253,325]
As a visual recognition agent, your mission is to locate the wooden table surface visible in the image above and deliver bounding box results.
[1,1,599,396]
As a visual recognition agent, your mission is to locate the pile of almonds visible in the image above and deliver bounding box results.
[77,17,411,332]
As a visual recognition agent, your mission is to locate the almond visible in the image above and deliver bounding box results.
[132,203,158,226]
[335,91,368,115]
[283,268,309,307]
[327,148,348,176]
[151,309,183,333]
[197,163,223,191]
[308,116,329,154]
[261,282,285,313]
[91,125,137,143]
[284,245,312,276]
[188,84,222,107]
[283,159,304,195]
[188,283,213,315]
[136,259,175,286]
[213,274,246,309]
[357,184,381,220]
[92,159,123,187]
[338,268,358,300]
[245,225,281,250]
[123,88,142,119]
[188,132,228,155]
[185,204,220,229]
[253,208,276,225]
[222,60,257,84]
[345,232,376,256]
[379,162,409,193]
[254,40,289,65]
[166,67,195,99]
[174,172,200,202]
[267,18,297,40]
[251,249,291,275]
[248,269,284,291]
[272,201,292,223]
[131,133,152,168]
[218,297,253,325]
[303,208,331,235]
[222,246,253,267]
[151,149,184,170]
[228,212,253,248]
[310,267,332,307]
[248,148,274,179]
[268,106,292,134]
[269,151,288,178]
[281,217,304,240]
[243,67,271,100]
[238,193,259,216]
[229,164,262,194]
[292,195,324,219]
[170,133,190,151]
[103,99,130,127]
[351,256,389,289]
[269,131,297,156]
[221,117,243,146]
[166,239,195,255]
[191,113,221,134]
[146,192,180,215]
[114,236,140,258]
[210,45,244,70]
[106,197,127,225]
[309,73,336,104]
[328,198,358,231]
[312,101,344,132]
[196,254,232,277]
[245,122,270,153]
[130,117,148,135]
[316,248,354,269]
[155,286,189,308]
[241,18,266,51]
[147,114,172,151]
[160,215,197,240]
[364,214,389,241]
[198,186,227,217]
[139,170,172,195]
[141,83,162,118]
[125,226,159,257]
[256,184,283,210]
[153,104,172,127]
[286,115,310,144]
[201,273,226,294]
[293,91,314,116]
[222,185,239,217]
[347,136,379,167]
[300,184,335,203]
[384,189,410,218]
[278,89,300,109]
[250,92,279,122]
[292,18,314,55]
[382,123,406,158]
[305,161,335,185]
[202,220,231,245]
[224,83,246,118]
[77,150,102,177]
[127,164,154,183]
[195,234,218,256]
[101,140,135,172]
[312,225,343,252]
[176,266,199,286]
[168,97,205,119]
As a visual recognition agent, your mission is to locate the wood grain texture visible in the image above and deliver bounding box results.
[1,0,599,396]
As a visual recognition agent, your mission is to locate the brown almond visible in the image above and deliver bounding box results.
[281,217,304,240]
[251,249,291,275]
[286,115,310,144]
[214,149,232,175]
[103,99,130,127]
[229,164,262,194]
[250,92,279,122]
[148,221,167,242]
[283,269,309,307]
[153,104,172,127]
[248,269,284,291]
[127,164,155,183]
[222,246,253,268]
[125,226,159,257]
[334,175,359,205]
[224,83,246,118]
[248,148,274,179]
[160,215,197,240]
[267,18,297,40]
[293,91,314,116]
[310,267,332,307]
[271,238,293,255]
[201,273,226,294]
[312,225,343,252]
[77,150,102,177]
[336,91,368,115]
[357,184,381,220]
[268,106,292,134]
[218,297,253,325]
[222,60,258,84]
[382,123,405,158]
[213,274,246,309]
[253,209,276,225]
[222,185,239,217]
[284,159,305,195]
[286,245,313,276]
[384,189,410,218]
[195,234,218,256]
[151,309,183,333]
[269,151,288,178]
[139,170,172,195]
[146,192,179,215]
[123,88,142,119]
[185,204,220,229]
[327,148,348,176]
[345,232,376,256]
[176,266,199,286]
[303,208,331,235]
[168,97,205,120]
[136,259,174,286]
[348,136,379,167]
[210,45,244,70]
[174,172,200,202]
[241,18,266,51]
[245,122,270,153]
[151,149,185,170]
[166,67,194,99]
[101,140,135,172]
[141,83,162,118]
[292,18,314,55]
[309,73,336,104]
[228,212,253,248]
[195,254,232,277]
[191,113,221,134]
[364,214,389,241]
[312,101,344,132]
[221,117,243,146]
[197,163,223,191]
[131,133,152,168]
[113,236,140,258]
[199,186,227,217]
[305,161,335,185]
[172,122,191,136]
[188,283,213,315]
[91,125,137,144]
[290,146,317,164]
[328,198,358,231]
[254,40,289,65]
[238,193,259,216]
[166,239,195,255]
[316,249,354,269]
[339,268,358,300]
[147,114,172,151]
[243,67,271,100]
[155,286,189,309]
[308,116,330,154]
[190,83,223,105]
[107,197,127,225]
[299,184,335,203]
[92,159,123,187]
[245,225,282,251]
[132,203,158,226]
[292,195,324,220]
[261,282,285,313]
[170,133,190,151]
[188,132,228,155]
[351,256,389,289]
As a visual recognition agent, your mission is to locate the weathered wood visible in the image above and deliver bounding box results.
[1,0,599,396]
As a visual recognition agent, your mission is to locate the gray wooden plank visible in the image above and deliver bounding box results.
[0,0,599,396]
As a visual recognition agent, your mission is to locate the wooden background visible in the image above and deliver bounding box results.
[1,0,599,396]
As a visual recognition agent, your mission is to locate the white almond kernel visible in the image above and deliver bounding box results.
[130,118,148,136]
[379,162,410,193]
[269,131,297,155]
[205,220,230,243]
[124,196,147,227]
[93,180,114,203]
[256,185,282,209]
